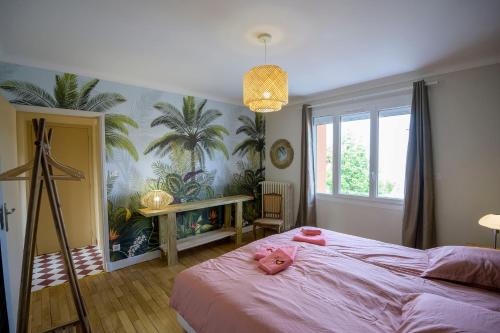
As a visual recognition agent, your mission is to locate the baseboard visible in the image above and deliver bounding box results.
[106,250,161,271]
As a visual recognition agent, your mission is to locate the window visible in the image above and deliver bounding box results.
[378,109,410,199]
[313,105,411,202]
[314,118,333,194]
[340,113,370,196]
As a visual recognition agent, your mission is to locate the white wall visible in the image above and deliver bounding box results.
[266,63,500,246]
[430,64,500,246]
[316,198,403,244]
[266,104,303,222]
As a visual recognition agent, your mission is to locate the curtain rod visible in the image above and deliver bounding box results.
[307,80,438,109]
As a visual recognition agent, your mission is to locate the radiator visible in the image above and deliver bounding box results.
[260,181,294,231]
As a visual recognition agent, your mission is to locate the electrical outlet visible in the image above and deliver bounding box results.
[112,243,120,252]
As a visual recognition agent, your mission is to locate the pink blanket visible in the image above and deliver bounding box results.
[171,229,500,333]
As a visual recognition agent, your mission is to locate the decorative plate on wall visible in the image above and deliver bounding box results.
[270,139,294,169]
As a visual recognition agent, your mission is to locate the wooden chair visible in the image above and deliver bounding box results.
[253,193,284,239]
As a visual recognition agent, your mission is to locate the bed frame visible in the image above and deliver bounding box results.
[176,312,197,333]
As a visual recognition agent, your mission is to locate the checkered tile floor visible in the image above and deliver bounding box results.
[32,245,103,292]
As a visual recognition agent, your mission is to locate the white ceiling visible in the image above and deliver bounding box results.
[1,0,500,105]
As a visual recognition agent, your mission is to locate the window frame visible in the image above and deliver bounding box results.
[313,116,334,195]
[376,107,412,200]
[338,111,372,197]
[312,94,411,207]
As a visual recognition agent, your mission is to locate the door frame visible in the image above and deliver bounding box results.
[15,105,110,272]
[21,117,98,254]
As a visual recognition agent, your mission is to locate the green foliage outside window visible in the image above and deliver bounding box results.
[340,136,370,195]
[379,180,396,197]
[339,135,396,196]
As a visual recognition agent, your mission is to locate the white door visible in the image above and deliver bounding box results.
[0,96,24,333]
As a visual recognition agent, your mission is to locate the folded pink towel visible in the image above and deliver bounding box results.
[301,227,322,236]
[258,248,294,274]
[254,245,298,261]
[293,233,326,246]
[254,245,278,260]
[280,245,298,261]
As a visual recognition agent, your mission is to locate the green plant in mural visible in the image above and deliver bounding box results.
[149,160,215,203]
[225,161,265,223]
[145,160,219,239]
[107,177,158,261]
[0,73,139,160]
[105,114,139,161]
[176,207,221,239]
[144,96,229,172]
[107,199,158,261]
[233,113,266,170]
[229,168,265,197]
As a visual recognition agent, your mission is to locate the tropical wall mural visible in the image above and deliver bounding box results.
[0,61,264,262]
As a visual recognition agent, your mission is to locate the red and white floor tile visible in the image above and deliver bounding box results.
[31,245,103,292]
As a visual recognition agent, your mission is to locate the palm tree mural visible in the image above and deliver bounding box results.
[104,114,139,161]
[0,73,139,160]
[144,96,229,172]
[233,113,265,170]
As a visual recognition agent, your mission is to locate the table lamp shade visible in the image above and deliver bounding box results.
[141,190,173,210]
[478,214,500,230]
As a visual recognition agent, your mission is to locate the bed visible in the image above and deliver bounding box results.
[170,228,500,333]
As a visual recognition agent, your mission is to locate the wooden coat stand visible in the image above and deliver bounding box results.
[0,119,91,333]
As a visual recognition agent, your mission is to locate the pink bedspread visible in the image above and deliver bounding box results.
[170,229,500,333]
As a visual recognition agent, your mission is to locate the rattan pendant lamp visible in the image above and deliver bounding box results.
[243,33,288,113]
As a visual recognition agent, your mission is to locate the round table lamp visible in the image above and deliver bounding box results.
[141,190,173,210]
[478,214,500,249]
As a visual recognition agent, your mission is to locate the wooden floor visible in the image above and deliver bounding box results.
[28,232,257,333]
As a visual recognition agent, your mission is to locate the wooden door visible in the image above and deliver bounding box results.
[27,122,96,254]
[0,96,24,332]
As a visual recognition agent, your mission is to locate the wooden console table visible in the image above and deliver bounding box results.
[138,195,253,266]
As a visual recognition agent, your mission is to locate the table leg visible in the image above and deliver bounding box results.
[224,204,232,229]
[159,215,167,252]
[159,213,178,265]
[235,202,243,247]
[167,212,178,265]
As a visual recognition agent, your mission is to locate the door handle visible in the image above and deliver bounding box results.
[1,203,15,232]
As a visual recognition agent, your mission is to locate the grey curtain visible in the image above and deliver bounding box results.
[295,104,317,227]
[402,81,435,249]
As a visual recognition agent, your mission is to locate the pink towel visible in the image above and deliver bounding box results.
[293,233,326,246]
[280,245,298,261]
[254,245,278,260]
[254,245,298,261]
[258,248,294,275]
[301,227,322,236]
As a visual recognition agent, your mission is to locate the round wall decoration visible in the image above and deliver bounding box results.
[270,139,294,169]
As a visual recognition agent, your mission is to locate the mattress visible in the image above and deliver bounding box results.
[170,229,500,333]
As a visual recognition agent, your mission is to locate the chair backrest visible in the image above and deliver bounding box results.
[263,193,282,219]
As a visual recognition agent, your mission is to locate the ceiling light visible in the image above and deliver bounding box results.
[243,33,288,113]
